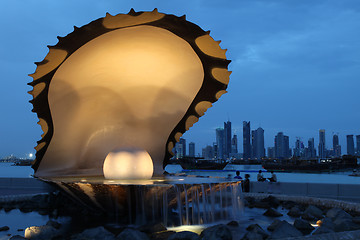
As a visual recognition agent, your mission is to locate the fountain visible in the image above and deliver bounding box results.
[28,9,239,228]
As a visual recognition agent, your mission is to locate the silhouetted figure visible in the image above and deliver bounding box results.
[242,174,250,192]
[268,171,277,182]
[257,170,266,182]
[234,170,242,180]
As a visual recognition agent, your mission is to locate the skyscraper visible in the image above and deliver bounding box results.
[202,145,214,159]
[251,130,256,159]
[356,135,360,156]
[347,135,355,156]
[243,121,251,159]
[318,129,326,158]
[175,138,186,158]
[275,132,290,159]
[307,138,316,159]
[189,142,195,157]
[224,121,232,158]
[231,134,238,154]
[333,134,341,157]
[252,127,265,159]
[216,128,225,159]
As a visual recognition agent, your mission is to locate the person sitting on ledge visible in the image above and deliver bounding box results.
[268,171,277,182]
[257,170,266,182]
[234,170,242,180]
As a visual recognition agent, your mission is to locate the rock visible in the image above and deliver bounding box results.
[287,206,302,217]
[245,224,269,239]
[168,231,200,240]
[269,221,302,239]
[312,226,334,235]
[303,205,323,220]
[333,218,360,232]
[200,224,232,240]
[241,231,263,240]
[227,221,239,227]
[301,212,316,221]
[150,231,176,240]
[116,228,149,240]
[282,201,296,209]
[71,226,115,240]
[263,208,283,217]
[137,222,167,234]
[317,217,335,230]
[353,216,360,224]
[9,236,26,240]
[252,201,271,209]
[46,220,61,229]
[0,226,9,231]
[326,208,352,221]
[24,225,59,240]
[293,218,314,235]
[261,196,280,208]
[267,219,281,232]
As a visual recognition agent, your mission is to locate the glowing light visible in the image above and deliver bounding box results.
[103,148,153,179]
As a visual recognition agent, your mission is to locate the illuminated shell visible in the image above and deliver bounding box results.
[28,9,231,177]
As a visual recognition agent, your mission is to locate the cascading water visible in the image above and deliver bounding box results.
[45,176,243,227]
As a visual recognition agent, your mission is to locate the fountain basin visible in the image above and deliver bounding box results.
[40,176,243,226]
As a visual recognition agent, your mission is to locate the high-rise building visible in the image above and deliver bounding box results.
[231,134,238,154]
[252,127,265,159]
[224,121,232,158]
[332,134,341,157]
[175,138,186,158]
[243,121,251,159]
[251,130,256,159]
[294,138,301,157]
[347,135,355,156]
[216,128,225,159]
[275,132,290,159]
[267,147,275,159]
[307,138,316,159]
[356,135,360,156]
[202,145,214,159]
[189,142,195,157]
[318,129,326,158]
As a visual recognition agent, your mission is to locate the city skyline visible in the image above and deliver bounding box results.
[174,120,360,158]
[1,1,360,158]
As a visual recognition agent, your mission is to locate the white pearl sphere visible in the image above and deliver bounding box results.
[103,148,153,179]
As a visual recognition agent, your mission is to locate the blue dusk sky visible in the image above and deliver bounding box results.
[0,0,359,158]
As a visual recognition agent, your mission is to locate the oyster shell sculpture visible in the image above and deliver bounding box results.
[29,9,231,178]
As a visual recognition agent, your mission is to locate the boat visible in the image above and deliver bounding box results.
[179,157,228,170]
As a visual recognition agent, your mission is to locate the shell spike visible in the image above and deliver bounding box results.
[152,8,158,13]
[206,30,211,35]
[216,40,221,44]
[180,15,186,20]
[129,8,136,15]
[73,26,79,31]
[105,12,112,17]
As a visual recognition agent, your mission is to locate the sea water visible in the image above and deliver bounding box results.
[0,163,359,184]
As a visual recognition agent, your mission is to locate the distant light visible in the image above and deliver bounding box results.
[80,179,87,182]
[29,153,34,158]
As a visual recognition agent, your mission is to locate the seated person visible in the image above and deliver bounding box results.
[257,170,266,182]
[268,171,277,182]
[234,170,242,180]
